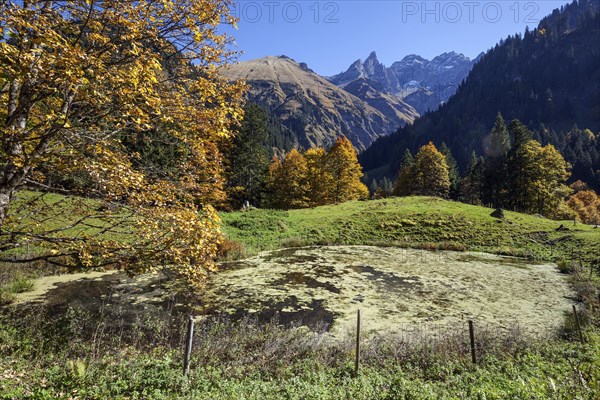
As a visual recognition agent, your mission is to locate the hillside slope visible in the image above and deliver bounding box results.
[221,196,597,262]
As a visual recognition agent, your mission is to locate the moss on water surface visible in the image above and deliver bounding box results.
[199,245,573,335]
[10,246,573,337]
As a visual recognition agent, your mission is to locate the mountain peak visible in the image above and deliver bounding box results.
[351,58,363,68]
[398,54,428,64]
[363,51,385,76]
[331,50,478,115]
[433,51,467,61]
[366,51,378,60]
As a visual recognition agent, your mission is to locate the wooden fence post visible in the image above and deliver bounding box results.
[572,305,584,344]
[183,316,195,375]
[354,309,361,376]
[468,320,477,365]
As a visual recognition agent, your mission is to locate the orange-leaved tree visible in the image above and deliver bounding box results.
[567,189,600,224]
[0,0,245,286]
[264,137,367,209]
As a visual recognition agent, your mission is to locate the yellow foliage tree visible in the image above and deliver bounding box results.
[513,141,570,216]
[264,138,367,209]
[265,149,309,209]
[0,1,245,286]
[326,137,369,203]
[413,142,450,198]
[304,147,334,207]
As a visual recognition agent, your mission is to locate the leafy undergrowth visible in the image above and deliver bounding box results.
[221,196,598,264]
[1,302,599,400]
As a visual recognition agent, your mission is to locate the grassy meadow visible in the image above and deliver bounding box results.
[221,196,598,264]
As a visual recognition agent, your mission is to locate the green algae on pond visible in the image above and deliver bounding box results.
[198,246,575,335]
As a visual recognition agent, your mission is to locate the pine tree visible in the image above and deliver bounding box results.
[326,137,369,203]
[440,143,460,199]
[506,121,535,209]
[487,113,511,157]
[508,119,533,150]
[227,104,271,208]
[413,142,451,198]
[461,151,485,204]
[382,177,394,195]
[483,113,511,207]
[393,149,415,196]
[369,178,380,195]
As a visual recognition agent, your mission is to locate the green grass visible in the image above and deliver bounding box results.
[0,274,34,305]
[6,191,134,256]
[221,196,598,263]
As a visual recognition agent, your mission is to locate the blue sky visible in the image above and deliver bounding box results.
[222,0,571,76]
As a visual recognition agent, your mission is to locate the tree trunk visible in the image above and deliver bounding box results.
[0,190,12,230]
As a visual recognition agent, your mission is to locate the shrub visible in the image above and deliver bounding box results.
[217,239,247,261]
[556,260,572,274]
[438,241,467,252]
[7,275,34,293]
[279,237,308,248]
[0,274,34,305]
[0,289,15,306]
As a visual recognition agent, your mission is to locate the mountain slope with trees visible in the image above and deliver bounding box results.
[360,0,600,190]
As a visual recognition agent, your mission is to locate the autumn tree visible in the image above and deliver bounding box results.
[0,1,245,286]
[226,104,271,208]
[264,157,285,208]
[326,136,369,203]
[264,137,367,209]
[393,149,415,196]
[304,147,333,207]
[265,149,309,209]
[412,142,450,198]
[567,189,600,224]
[512,141,570,216]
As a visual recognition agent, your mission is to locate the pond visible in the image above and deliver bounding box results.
[10,246,574,336]
[199,246,574,335]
